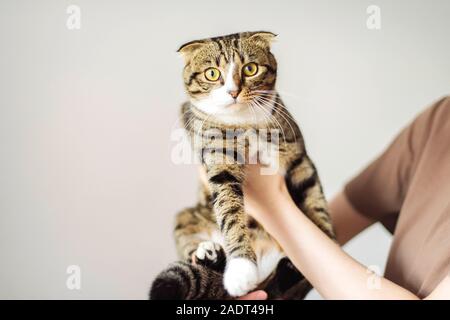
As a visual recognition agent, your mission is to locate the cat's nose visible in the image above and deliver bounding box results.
[228,90,240,99]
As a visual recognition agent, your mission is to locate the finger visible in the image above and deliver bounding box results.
[237,290,268,300]
[191,252,197,265]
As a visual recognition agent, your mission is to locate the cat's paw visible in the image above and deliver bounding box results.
[223,258,259,297]
[193,241,226,272]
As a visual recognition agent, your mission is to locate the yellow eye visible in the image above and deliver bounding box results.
[204,68,221,81]
[243,63,258,77]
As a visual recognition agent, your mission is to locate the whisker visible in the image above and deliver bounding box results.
[183,113,199,131]
[253,98,287,140]
[254,94,298,124]
[171,108,193,131]
[194,111,214,145]
[256,95,298,124]
[252,98,288,145]
[250,100,270,129]
[254,96,298,143]
[254,89,316,106]
[256,98,298,143]
[247,101,258,128]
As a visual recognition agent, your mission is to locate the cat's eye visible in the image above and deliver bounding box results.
[204,68,221,81]
[243,63,258,77]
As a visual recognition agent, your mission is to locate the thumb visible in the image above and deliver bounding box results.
[237,290,268,300]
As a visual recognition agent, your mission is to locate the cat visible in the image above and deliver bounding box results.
[150,31,335,300]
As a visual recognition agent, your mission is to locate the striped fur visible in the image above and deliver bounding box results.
[150,32,335,300]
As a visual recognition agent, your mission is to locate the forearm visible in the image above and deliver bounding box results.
[264,195,419,300]
[328,192,375,245]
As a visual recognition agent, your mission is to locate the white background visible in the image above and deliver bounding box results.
[0,0,449,299]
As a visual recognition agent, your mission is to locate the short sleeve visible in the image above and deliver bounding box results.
[344,97,447,231]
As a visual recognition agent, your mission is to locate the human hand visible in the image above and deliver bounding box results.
[198,164,295,230]
[242,164,293,227]
[237,290,268,300]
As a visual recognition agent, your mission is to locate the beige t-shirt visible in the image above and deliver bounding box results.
[344,96,450,298]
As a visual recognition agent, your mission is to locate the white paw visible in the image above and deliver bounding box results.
[195,241,221,262]
[223,258,259,297]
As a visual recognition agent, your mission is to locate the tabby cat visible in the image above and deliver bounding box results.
[150,31,335,300]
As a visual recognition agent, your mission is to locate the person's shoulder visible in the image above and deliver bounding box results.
[434,95,450,109]
[415,95,450,125]
[401,96,450,154]
[417,95,450,141]
[429,95,450,124]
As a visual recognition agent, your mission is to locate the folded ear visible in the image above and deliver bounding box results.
[177,40,206,62]
[246,31,277,48]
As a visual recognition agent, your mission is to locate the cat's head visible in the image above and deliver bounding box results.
[178,31,277,124]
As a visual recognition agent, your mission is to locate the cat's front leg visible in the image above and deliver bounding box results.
[205,164,258,297]
[286,154,336,239]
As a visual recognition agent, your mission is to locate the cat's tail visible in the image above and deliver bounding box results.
[149,261,230,300]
